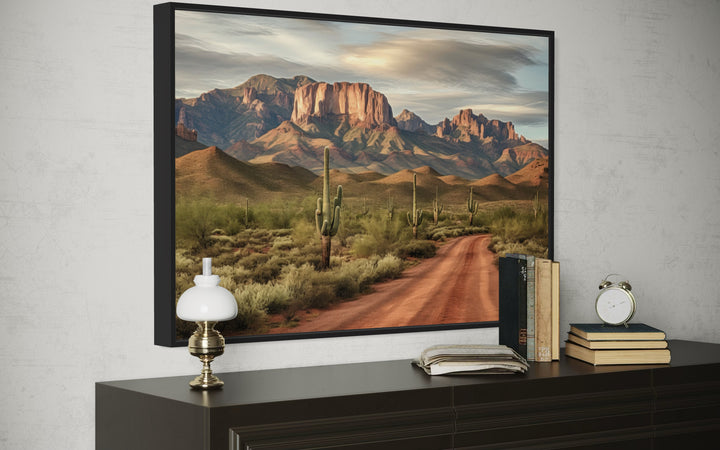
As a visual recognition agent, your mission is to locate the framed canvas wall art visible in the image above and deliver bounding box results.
[154,2,554,346]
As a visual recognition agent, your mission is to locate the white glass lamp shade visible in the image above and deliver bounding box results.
[176,258,238,322]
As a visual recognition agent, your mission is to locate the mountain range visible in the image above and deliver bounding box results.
[175,74,549,180]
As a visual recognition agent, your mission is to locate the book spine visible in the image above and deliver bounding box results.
[517,257,528,359]
[498,257,520,353]
[535,258,552,362]
[551,261,560,361]
[526,256,536,361]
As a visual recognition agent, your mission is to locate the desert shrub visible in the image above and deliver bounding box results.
[212,248,245,267]
[341,258,377,292]
[427,225,488,241]
[290,217,316,247]
[226,295,266,332]
[175,250,196,273]
[249,255,289,283]
[350,234,379,258]
[251,202,304,229]
[213,264,254,291]
[302,284,336,309]
[331,271,359,299]
[489,236,549,259]
[175,198,218,248]
[272,235,294,251]
[236,282,291,315]
[176,198,254,248]
[281,263,314,297]
[280,264,334,308]
[395,240,437,259]
[485,204,549,258]
[175,272,195,300]
[237,253,270,269]
[350,215,407,257]
[374,254,404,280]
[334,215,364,247]
[215,269,238,293]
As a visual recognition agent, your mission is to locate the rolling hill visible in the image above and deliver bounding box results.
[175,145,547,214]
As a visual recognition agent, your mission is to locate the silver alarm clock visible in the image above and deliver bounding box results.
[595,274,636,326]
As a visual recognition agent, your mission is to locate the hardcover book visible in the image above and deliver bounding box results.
[551,261,560,360]
[569,323,666,341]
[498,257,520,353]
[516,256,528,358]
[564,342,671,365]
[526,256,536,361]
[535,258,553,361]
[567,333,668,350]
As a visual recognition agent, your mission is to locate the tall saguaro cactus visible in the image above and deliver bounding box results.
[432,185,443,225]
[467,186,479,225]
[406,173,424,239]
[244,197,249,228]
[316,147,342,269]
[532,190,541,219]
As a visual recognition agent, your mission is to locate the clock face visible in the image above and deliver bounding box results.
[596,287,635,325]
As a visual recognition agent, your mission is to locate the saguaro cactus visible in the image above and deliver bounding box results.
[532,190,541,219]
[359,197,369,217]
[386,196,395,220]
[432,185,443,225]
[467,186,479,225]
[244,197,249,228]
[316,147,342,269]
[406,173,424,239]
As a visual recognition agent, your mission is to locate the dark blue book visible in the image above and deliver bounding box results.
[569,323,666,341]
[498,257,521,354]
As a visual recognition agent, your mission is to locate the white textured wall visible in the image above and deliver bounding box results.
[1,0,718,448]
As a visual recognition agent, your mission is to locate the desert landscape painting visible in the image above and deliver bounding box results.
[171,9,552,340]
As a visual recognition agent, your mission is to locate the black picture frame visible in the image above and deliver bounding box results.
[154,2,554,347]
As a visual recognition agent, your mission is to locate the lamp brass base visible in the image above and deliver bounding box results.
[187,321,226,390]
[189,372,224,390]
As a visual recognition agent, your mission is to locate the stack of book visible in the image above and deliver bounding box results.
[414,344,529,375]
[564,323,671,365]
[498,254,560,362]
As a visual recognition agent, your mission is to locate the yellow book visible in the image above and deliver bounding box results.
[551,261,560,360]
[565,342,671,365]
[534,258,552,361]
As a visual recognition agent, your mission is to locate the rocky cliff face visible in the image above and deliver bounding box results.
[436,108,526,144]
[395,109,433,134]
[291,82,397,128]
[175,76,314,148]
[175,122,197,142]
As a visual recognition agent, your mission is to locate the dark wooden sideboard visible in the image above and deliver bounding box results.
[96,340,720,449]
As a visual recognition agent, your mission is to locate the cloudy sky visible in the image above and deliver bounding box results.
[175,10,550,141]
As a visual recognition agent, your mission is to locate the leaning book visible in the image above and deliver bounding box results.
[565,342,671,365]
[415,344,529,375]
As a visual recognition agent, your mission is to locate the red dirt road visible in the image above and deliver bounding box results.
[272,234,499,333]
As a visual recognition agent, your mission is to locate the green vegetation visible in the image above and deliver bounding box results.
[175,180,548,339]
[486,205,549,258]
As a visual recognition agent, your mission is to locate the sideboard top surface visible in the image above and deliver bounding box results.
[97,340,720,409]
